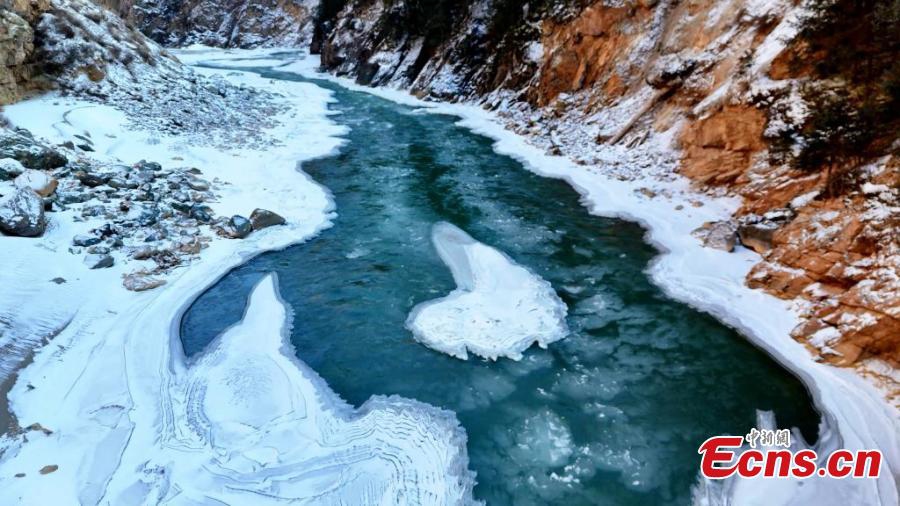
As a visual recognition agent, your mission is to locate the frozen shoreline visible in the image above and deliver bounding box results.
[0,51,478,504]
[228,49,900,505]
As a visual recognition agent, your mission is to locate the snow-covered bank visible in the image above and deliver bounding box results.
[407,222,568,361]
[0,51,477,504]
[199,49,900,506]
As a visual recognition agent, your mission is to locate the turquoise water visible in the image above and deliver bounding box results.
[181,64,819,505]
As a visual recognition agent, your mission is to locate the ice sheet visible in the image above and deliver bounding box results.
[407,222,568,361]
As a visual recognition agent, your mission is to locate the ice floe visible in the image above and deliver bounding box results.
[173,274,476,504]
[407,222,568,361]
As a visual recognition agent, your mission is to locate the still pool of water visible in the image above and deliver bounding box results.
[181,63,819,505]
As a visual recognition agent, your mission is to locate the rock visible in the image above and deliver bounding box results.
[75,171,110,187]
[170,200,192,213]
[228,215,253,239]
[177,237,202,255]
[0,187,46,237]
[227,215,252,239]
[133,169,156,185]
[123,273,166,292]
[38,465,58,475]
[692,220,737,252]
[95,223,118,238]
[136,160,162,172]
[14,169,57,197]
[0,158,25,180]
[127,205,159,227]
[108,177,138,190]
[738,221,779,254]
[186,178,209,191]
[56,189,90,205]
[0,131,67,170]
[249,208,285,230]
[72,234,101,247]
[25,423,53,435]
[50,277,66,284]
[131,246,157,260]
[189,205,213,223]
[84,254,114,269]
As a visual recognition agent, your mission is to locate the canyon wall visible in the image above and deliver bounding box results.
[99,0,317,47]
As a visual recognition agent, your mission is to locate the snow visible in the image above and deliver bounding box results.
[524,41,544,64]
[177,274,475,504]
[790,189,820,209]
[253,49,900,506]
[0,49,478,505]
[862,182,890,195]
[406,222,569,361]
[13,169,53,194]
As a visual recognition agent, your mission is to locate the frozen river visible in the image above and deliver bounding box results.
[181,65,820,505]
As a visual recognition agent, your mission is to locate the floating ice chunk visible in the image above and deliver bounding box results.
[509,409,574,468]
[407,222,569,361]
[176,274,478,505]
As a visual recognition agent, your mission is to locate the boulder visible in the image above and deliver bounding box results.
[249,208,285,231]
[226,215,252,239]
[130,246,157,260]
[692,220,737,252]
[0,187,46,236]
[189,204,213,223]
[186,178,209,191]
[123,273,166,292]
[14,169,57,196]
[0,131,67,170]
[74,170,110,187]
[84,253,114,269]
[72,234,101,247]
[136,160,162,172]
[0,158,24,180]
[738,221,779,254]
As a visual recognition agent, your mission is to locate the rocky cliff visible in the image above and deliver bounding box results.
[309,0,898,391]
[100,0,317,47]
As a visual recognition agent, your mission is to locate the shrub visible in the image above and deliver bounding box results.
[776,0,900,197]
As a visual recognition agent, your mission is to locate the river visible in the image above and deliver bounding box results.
[181,65,819,505]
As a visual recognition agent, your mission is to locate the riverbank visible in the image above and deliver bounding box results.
[0,53,477,504]
[189,48,899,505]
[0,46,896,504]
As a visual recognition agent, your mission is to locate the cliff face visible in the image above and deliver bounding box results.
[313,0,899,383]
[100,0,317,47]
[0,0,178,106]
[0,0,51,104]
